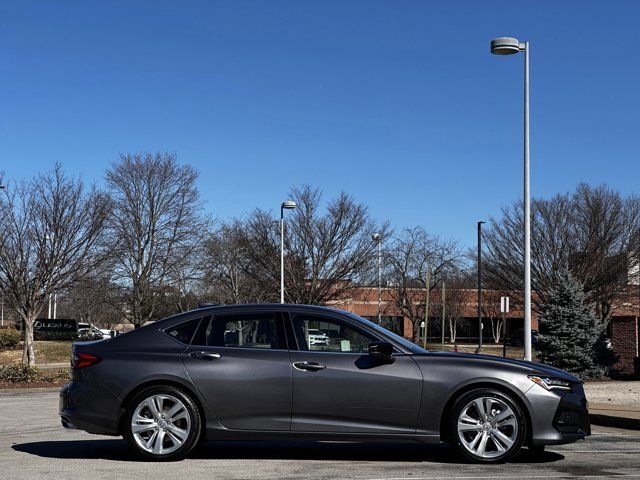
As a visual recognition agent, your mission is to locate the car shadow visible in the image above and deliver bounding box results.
[12,439,564,464]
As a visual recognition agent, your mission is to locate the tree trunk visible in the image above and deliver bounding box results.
[491,318,503,344]
[21,316,36,366]
[412,320,421,343]
[448,318,457,343]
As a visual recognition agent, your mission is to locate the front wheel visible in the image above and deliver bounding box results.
[449,388,527,463]
[123,385,202,461]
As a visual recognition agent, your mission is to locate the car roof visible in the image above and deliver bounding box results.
[151,303,351,329]
[195,303,349,316]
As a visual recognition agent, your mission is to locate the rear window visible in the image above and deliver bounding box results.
[164,318,201,345]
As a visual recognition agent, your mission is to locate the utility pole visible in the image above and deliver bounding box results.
[423,265,431,349]
[372,233,382,324]
[477,221,485,353]
[280,200,297,303]
[441,281,446,351]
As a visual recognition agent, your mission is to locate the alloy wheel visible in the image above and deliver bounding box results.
[456,396,518,459]
[131,394,192,455]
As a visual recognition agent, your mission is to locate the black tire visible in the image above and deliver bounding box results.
[448,387,527,464]
[122,385,202,461]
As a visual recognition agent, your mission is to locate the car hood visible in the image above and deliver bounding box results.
[416,351,582,383]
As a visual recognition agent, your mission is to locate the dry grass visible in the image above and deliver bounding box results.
[0,341,72,365]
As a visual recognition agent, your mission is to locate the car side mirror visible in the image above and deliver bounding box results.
[368,341,395,364]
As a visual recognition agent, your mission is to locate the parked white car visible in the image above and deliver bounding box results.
[307,328,330,345]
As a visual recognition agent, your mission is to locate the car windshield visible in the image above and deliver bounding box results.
[343,312,427,354]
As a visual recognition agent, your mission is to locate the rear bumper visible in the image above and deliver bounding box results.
[59,382,120,436]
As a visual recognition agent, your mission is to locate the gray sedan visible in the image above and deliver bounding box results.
[59,304,590,462]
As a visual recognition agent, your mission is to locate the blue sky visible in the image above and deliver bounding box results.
[1,1,639,247]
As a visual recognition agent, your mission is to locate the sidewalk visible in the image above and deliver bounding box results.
[585,381,640,430]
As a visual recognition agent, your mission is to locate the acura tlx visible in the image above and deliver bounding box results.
[60,304,590,462]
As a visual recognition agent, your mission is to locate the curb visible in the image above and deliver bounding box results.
[0,386,61,395]
[590,413,640,430]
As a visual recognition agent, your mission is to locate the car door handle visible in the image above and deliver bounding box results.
[190,351,221,360]
[293,361,326,371]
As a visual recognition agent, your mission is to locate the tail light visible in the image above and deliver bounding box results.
[71,352,102,370]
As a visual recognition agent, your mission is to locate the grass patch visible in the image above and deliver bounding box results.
[0,341,72,365]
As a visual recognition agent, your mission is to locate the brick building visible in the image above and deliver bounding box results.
[332,286,640,377]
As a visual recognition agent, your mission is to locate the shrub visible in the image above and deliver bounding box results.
[38,368,70,383]
[0,328,21,349]
[0,363,39,383]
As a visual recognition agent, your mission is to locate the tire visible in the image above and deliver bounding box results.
[123,385,202,461]
[448,387,527,463]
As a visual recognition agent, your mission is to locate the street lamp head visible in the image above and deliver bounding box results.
[281,200,297,210]
[372,233,381,242]
[490,37,522,55]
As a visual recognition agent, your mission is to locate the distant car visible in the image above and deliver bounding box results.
[307,328,330,345]
[77,328,111,341]
[510,329,539,347]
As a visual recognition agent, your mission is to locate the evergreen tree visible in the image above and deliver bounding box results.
[537,270,608,380]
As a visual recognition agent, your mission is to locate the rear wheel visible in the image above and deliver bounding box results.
[449,388,526,463]
[123,385,201,461]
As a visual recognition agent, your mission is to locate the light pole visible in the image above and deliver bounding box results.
[491,36,532,361]
[372,233,382,324]
[477,221,485,353]
[45,234,58,319]
[280,200,296,304]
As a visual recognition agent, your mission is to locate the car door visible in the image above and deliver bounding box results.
[288,312,423,434]
[182,310,292,431]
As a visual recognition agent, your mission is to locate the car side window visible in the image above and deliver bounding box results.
[291,314,376,353]
[193,313,284,349]
[164,317,202,344]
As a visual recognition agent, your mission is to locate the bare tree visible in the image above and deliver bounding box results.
[201,219,275,304]
[106,152,209,327]
[444,275,468,343]
[482,289,505,344]
[59,272,123,329]
[484,183,640,326]
[385,227,462,342]
[0,164,109,364]
[285,186,389,304]
[214,187,388,305]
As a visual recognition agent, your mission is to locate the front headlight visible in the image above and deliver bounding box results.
[528,375,571,391]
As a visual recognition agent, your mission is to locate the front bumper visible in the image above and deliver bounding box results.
[527,381,590,446]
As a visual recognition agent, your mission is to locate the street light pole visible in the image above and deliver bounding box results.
[424,265,431,349]
[280,200,297,304]
[491,36,533,361]
[477,221,485,353]
[372,233,382,324]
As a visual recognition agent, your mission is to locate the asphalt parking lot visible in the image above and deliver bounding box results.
[2,390,639,480]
